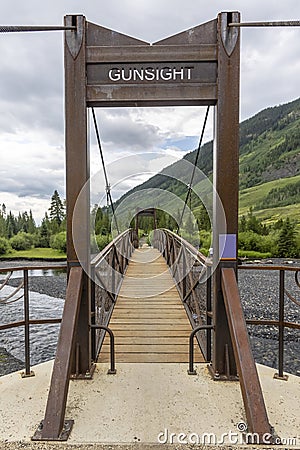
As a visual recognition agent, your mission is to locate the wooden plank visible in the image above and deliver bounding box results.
[110,319,188,324]
[102,344,199,353]
[97,248,204,364]
[99,353,204,363]
[114,311,186,317]
[110,323,191,330]
[106,330,192,337]
[103,337,193,345]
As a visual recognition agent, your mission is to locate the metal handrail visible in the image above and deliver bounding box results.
[188,325,214,375]
[90,325,116,374]
[0,264,66,377]
[239,264,300,379]
[153,228,212,361]
[91,228,137,360]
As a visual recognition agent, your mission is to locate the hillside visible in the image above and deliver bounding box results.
[116,97,300,226]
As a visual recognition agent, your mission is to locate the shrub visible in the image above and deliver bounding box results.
[10,232,34,251]
[96,234,111,252]
[0,237,11,255]
[50,231,67,253]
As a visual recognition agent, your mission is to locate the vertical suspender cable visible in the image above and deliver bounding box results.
[176,105,210,234]
[91,108,120,235]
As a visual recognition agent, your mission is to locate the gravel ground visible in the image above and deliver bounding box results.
[238,263,300,376]
[0,258,299,377]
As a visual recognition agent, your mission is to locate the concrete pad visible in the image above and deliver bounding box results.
[0,361,299,448]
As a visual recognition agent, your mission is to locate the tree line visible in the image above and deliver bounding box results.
[0,190,66,255]
[0,191,299,258]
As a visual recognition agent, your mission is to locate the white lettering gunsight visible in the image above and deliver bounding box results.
[108,66,194,82]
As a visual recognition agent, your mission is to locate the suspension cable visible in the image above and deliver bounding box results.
[176,105,210,235]
[0,25,76,33]
[91,108,120,235]
[228,20,300,27]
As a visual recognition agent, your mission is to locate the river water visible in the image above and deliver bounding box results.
[0,285,64,366]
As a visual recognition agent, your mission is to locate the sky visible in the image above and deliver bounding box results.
[0,0,300,223]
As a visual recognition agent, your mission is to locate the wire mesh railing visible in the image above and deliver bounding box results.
[90,228,137,360]
[152,228,212,360]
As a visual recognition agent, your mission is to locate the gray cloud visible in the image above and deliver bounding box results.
[93,110,163,151]
[0,0,300,215]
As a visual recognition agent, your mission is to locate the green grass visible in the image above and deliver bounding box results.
[254,203,300,229]
[1,247,66,260]
[239,175,300,214]
[238,250,272,259]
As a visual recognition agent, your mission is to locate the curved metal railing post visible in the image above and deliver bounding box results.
[90,324,116,374]
[188,324,214,375]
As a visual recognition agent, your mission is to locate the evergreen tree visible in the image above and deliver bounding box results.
[28,210,36,234]
[6,212,17,238]
[38,213,51,247]
[0,205,6,237]
[49,190,65,232]
[277,218,298,258]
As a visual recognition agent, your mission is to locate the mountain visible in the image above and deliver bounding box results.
[116,97,300,226]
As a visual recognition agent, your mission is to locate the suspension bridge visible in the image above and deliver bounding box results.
[0,11,299,448]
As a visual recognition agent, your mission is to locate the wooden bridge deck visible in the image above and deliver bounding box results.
[98,247,204,363]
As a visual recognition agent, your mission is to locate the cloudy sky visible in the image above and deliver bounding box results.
[0,0,300,223]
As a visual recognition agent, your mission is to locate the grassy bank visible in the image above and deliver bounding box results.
[0,247,66,260]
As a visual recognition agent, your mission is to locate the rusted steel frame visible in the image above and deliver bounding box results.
[37,266,83,441]
[295,270,300,288]
[30,318,62,325]
[64,15,92,378]
[278,270,285,378]
[239,265,300,272]
[212,12,240,379]
[221,268,271,438]
[206,272,212,361]
[0,320,25,330]
[86,85,217,108]
[239,265,300,375]
[23,270,33,377]
[188,324,214,374]
[86,44,217,63]
[90,266,96,361]
[246,319,300,329]
[181,247,187,299]
[0,318,62,332]
[0,264,66,274]
[90,325,116,374]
